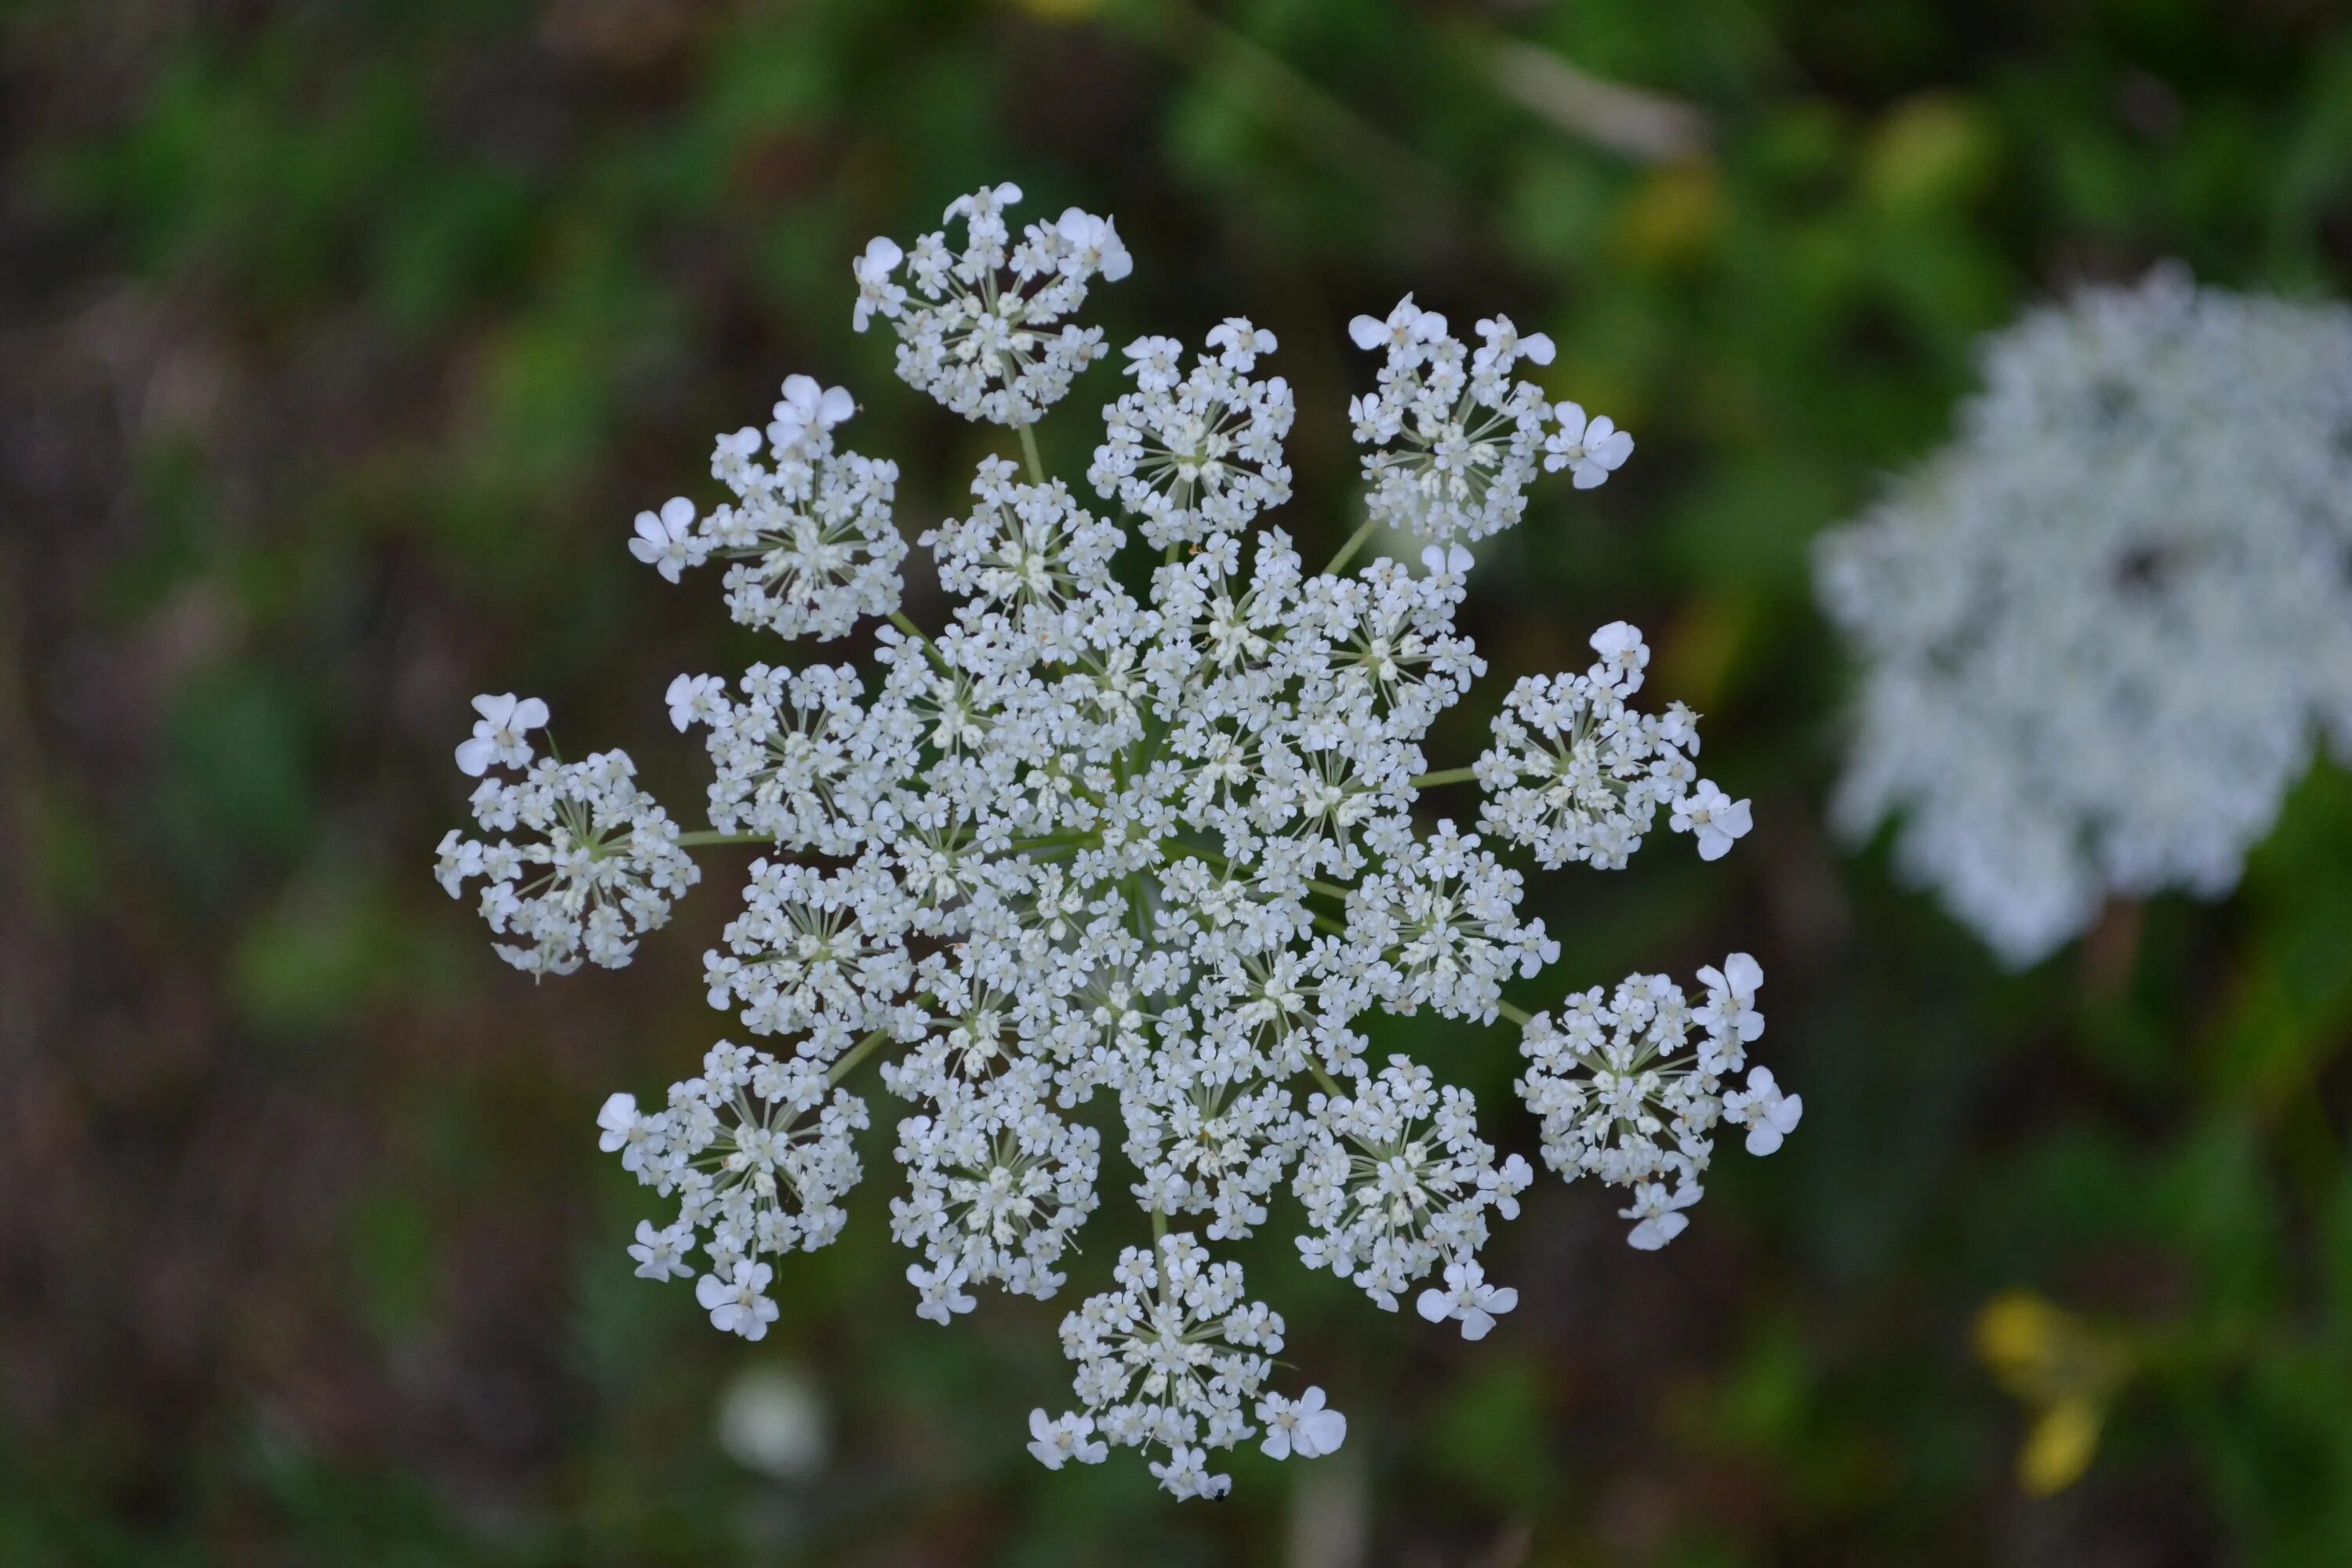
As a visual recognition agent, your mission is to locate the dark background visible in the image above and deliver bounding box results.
[6,0,2352,1563]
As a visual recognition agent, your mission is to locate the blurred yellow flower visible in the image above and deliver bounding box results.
[2020,1396,2104,1497]
[1973,1290,2136,1497]
[1613,160,1723,270]
[1861,92,1998,212]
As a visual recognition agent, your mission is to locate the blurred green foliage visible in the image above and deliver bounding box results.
[5,0,2352,1563]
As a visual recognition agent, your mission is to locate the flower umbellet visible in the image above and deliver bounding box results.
[436,183,1792,1498]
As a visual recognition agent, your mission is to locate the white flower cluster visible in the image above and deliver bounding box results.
[1817,268,2352,964]
[434,695,699,977]
[1348,296,1633,546]
[1475,620,1751,871]
[1090,321,1295,548]
[671,662,873,853]
[1052,1232,1286,1498]
[1293,1056,1531,1312]
[625,373,906,642]
[439,184,1789,1498]
[597,1041,870,1334]
[1515,953,1798,1250]
[851,183,1128,426]
[887,1058,1102,1309]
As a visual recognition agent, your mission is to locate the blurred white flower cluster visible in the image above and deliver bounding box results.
[439,183,1788,1498]
[1817,268,2352,964]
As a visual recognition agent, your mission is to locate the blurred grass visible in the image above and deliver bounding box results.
[4,0,2352,1563]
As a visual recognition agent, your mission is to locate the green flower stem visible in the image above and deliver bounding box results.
[676,830,773,849]
[1019,424,1047,485]
[1323,515,1379,576]
[1008,832,1103,852]
[1410,766,1479,789]
[888,609,954,674]
[827,1026,893,1088]
[1173,837,1348,906]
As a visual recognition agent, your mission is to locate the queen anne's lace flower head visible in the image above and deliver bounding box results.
[1054,1232,1284,1497]
[1817,267,2352,964]
[1515,952,1795,1248]
[1348,298,1634,546]
[1474,622,1726,870]
[437,183,1790,1497]
[436,724,699,976]
[1090,318,1295,548]
[850,183,1127,427]
[1293,1056,1531,1312]
[597,1041,871,1334]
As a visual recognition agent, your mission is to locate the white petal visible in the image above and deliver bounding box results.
[1300,1409,1348,1457]
[1726,952,1763,995]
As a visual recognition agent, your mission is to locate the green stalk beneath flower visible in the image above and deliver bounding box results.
[1171,837,1351,906]
[888,609,955,676]
[1323,515,1379,576]
[1410,766,1479,789]
[827,1026,893,1088]
[1008,831,1103,853]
